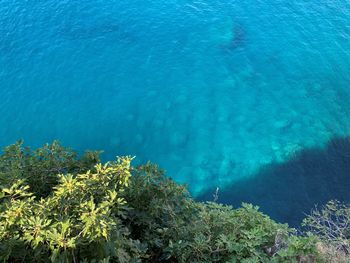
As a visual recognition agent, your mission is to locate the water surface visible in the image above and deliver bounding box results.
[1,0,350,224]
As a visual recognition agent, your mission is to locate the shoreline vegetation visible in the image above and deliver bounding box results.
[0,141,349,262]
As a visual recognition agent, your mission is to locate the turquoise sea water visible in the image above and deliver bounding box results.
[1,0,350,224]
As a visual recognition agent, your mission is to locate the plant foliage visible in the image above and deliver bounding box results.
[0,141,326,262]
[303,200,350,262]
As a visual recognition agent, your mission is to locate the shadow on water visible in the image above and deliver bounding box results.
[221,23,246,53]
[198,136,350,227]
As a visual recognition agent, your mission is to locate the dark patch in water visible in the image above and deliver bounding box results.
[222,24,246,52]
[198,136,350,227]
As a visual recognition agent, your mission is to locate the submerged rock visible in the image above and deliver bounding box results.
[221,24,246,52]
[275,119,293,132]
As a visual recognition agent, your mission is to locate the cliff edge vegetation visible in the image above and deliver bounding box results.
[0,141,348,262]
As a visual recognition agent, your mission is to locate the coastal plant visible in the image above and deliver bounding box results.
[0,141,327,262]
[167,202,291,263]
[124,162,321,262]
[0,140,101,197]
[0,156,147,263]
[274,235,320,263]
[303,200,350,262]
[123,162,196,261]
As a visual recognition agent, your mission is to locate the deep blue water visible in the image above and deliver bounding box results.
[1,0,350,225]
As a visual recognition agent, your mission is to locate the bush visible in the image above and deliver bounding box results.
[303,200,350,262]
[0,156,148,262]
[123,162,195,261]
[0,141,322,262]
[167,202,289,263]
[274,235,320,263]
[124,163,319,263]
[0,140,101,197]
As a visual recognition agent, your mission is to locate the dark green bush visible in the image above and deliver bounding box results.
[0,140,101,197]
[161,202,280,262]
[124,163,320,263]
[0,141,322,262]
[124,162,195,261]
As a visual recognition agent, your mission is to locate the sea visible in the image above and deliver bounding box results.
[1,0,350,226]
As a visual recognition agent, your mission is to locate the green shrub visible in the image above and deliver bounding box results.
[0,140,101,197]
[167,202,290,263]
[124,162,196,261]
[0,155,146,263]
[303,200,350,262]
[125,163,315,263]
[274,235,320,263]
[0,141,323,262]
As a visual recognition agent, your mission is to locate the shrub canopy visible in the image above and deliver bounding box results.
[0,142,322,262]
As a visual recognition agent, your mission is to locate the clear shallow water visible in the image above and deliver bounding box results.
[1,0,350,223]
